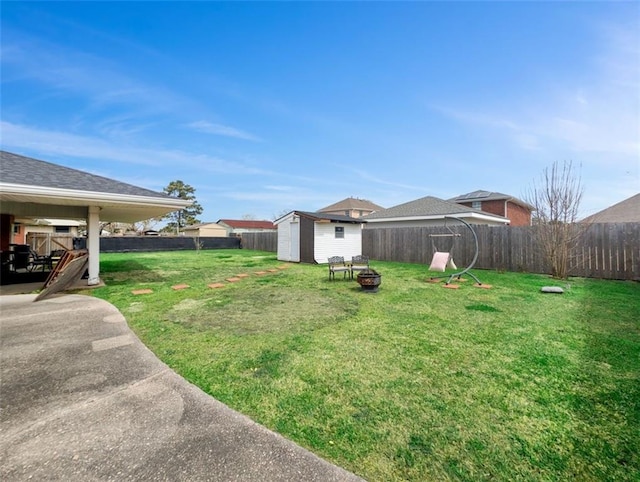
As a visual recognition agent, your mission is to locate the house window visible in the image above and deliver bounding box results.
[55,226,70,233]
[13,224,20,234]
[344,210,350,216]
[472,201,482,209]
[335,226,344,239]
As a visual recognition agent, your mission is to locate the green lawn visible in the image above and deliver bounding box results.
[85,249,640,481]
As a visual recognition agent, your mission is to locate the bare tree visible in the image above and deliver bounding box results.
[131,218,158,234]
[524,160,585,279]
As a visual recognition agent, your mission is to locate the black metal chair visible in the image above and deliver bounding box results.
[28,249,53,272]
[328,256,350,280]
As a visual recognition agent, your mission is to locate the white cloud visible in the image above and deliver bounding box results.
[187,121,261,142]
[0,121,269,175]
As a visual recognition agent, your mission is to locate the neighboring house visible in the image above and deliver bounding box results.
[318,197,384,219]
[13,218,85,254]
[217,219,276,236]
[580,193,640,223]
[183,222,228,237]
[12,218,84,244]
[0,150,190,285]
[363,195,509,228]
[274,211,364,264]
[449,190,533,226]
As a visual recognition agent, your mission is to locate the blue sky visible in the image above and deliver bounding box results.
[2,2,639,222]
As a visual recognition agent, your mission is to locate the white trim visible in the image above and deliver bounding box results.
[0,182,191,209]
[365,212,509,224]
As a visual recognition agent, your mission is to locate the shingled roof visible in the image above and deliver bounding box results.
[364,195,506,220]
[581,193,640,223]
[274,211,363,224]
[450,190,534,210]
[318,197,384,213]
[0,150,169,199]
[0,150,190,223]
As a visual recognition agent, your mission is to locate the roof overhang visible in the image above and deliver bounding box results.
[0,182,191,223]
[274,210,364,225]
[365,212,510,224]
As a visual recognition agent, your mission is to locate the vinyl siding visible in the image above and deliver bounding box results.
[314,222,362,263]
[276,213,301,262]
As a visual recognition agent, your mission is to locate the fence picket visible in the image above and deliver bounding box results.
[362,223,639,280]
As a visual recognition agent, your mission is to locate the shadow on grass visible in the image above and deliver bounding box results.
[570,279,640,478]
[99,259,166,285]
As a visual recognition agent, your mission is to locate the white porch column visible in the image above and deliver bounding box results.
[86,206,101,285]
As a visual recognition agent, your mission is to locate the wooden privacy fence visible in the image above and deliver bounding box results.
[26,233,75,255]
[362,223,640,281]
[241,232,278,252]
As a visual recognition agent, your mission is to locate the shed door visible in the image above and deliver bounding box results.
[289,221,300,262]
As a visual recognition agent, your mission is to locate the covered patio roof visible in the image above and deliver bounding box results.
[0,151,190,223]
[1,150,191,286]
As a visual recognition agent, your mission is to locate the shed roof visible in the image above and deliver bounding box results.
[274,211,363,225]
[581,193,640,223]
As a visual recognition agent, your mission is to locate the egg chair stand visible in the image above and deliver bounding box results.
[428,216,484,286]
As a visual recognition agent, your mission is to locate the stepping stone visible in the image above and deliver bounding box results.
[427,278,441,283]
[254,271,268,275]
[172,284,190,290]
[226,277,241,283]
[267,269,279,273]
[474,284,492,289]
[208,283,225,289]
[541,286,564,294]
[277,265,288,269]
[132,289,153,295]
[236,274,250,278]
[443,284,460,289]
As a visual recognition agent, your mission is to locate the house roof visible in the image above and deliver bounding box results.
[1,151,170,198]
[274,211,363,224]
[318,197,384,213]
[0,150,191,223]
[363,195,509,223]
[450,190,534,210]
[183,222,226,230]
[581,193,640,223]
[217,219,276,229]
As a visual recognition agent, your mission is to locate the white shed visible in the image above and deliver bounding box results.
[274,211,364,264]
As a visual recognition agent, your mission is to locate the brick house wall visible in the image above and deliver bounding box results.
[505,203,531,226]
[458,200,531,226]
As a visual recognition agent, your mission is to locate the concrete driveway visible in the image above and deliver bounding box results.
[0,293,363,481]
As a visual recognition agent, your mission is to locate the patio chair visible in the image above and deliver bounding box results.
[328,256,350,280]
[28,249,53,272]
[350,255,370,278]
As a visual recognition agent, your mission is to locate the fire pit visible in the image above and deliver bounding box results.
[356,269,382,293]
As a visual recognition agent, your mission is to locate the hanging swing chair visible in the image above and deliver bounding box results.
[428,216,486,287]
